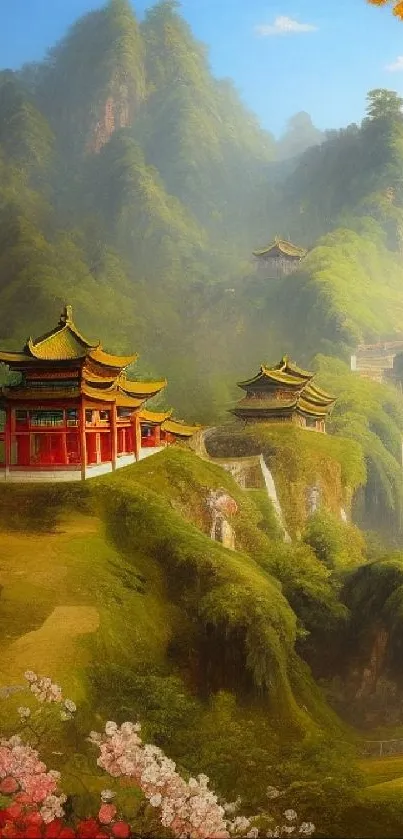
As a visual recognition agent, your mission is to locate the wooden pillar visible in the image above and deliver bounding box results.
[62,413,68,466]
[62,433,68,466]
[111,404,117,471]
[133,413,141,461]
[154,424,161,446]
[80,402,87,480]
[96,432,101,464]
[4,406,10,476]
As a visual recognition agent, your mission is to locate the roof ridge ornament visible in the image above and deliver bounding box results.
[60,305,73,326]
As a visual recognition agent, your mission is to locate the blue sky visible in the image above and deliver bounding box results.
[2,0,403,136]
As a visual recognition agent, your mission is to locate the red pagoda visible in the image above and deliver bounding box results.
[0,306,200,482]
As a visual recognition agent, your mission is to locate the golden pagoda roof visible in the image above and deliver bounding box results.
[89,346,138,370]
[296,398,332,418]
[237,356,314,390]
[26,306,99,361]
[139,409,173,424]
[119,378,167,397]
[162,419,201,437]
[302,381,336,407]
[253,238,307,259]
[0,307,138,371]
[82,382,143,408]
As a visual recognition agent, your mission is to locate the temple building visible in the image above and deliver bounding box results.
[253,237,307,278]
[231,356,336,432]
[0,306,200,482]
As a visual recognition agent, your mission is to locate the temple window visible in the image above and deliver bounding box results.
[66,409,78,427]
[26,379,78,391]
[30,410,64,428]
[99,410,110,422]
[85,410,93,425]
[0,410,6,432]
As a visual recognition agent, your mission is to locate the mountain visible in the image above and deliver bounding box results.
[276,111,325,161]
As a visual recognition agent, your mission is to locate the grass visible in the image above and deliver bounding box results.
[0,446,381,835]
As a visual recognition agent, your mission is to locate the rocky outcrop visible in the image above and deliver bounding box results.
[207,490,238,551]
[88,84,133,154]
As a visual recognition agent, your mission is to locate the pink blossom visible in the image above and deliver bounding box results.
[98,804,117,825]
[0,777,19,795]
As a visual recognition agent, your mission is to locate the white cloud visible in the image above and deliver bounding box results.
[255,15,318,37]
[385,56,403,72]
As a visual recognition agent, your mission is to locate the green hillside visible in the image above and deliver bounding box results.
[0,446,374,836]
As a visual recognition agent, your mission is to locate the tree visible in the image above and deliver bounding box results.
[367,0,403,19]
[365,89,403,121]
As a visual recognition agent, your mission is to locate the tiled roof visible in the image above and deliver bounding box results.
[139,409,172,424]
[162,419,201,437]
[253,238,307,259]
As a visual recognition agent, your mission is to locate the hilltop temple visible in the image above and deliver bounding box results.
[0,306,200,482]
[231,356,336,432]
[253,237,307,278]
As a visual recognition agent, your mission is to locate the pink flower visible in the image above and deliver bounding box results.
[0,778,19,795]
[98,803,117,824]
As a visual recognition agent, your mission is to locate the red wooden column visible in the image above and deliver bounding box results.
[133,413,141,461]
[4,406,10,476]
[111,404,117,471]
[62,411,68,466]
[79,401,87,480]
[154,424,161,446]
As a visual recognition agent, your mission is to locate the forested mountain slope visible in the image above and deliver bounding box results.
[1,1,403,533]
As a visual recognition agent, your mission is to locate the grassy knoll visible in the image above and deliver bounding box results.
[0,447,375,835]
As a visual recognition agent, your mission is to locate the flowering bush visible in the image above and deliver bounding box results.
[0,672,315,839]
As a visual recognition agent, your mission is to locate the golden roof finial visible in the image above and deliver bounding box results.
[60,305,73,326]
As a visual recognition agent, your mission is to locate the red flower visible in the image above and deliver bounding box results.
[25,813,43,827]
[24,826,43,839]
[3,806,22,821]
[76,819,100,838]
[58,830,76,839]
[111,822,131,838]
[44,819,63,838]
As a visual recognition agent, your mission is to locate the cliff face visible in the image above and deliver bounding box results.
[39,0,146,158]
[89,85,132,154]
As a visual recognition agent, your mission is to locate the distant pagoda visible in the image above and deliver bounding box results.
[230,356,336,432]
[0,306,200,482]
[253,237,307,278]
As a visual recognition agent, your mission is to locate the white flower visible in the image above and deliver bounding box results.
[88,731,102,744]
[266,786,280,799]
[64,699,76,714]
[246,829,259,839]
[299,824,315,836]
[105,721,118,736]
[284,827,296,835]
[150,793,162,807]
[17,706,31,719]
[24,670,37,683]
[101,789,116,802]
[284,810,298,822]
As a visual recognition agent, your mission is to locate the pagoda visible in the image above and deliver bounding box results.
[253,237,307,278]
[0,306,200,482]
[231,356,336,432]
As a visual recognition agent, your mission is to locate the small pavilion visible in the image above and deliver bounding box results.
[230,356,336,432]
